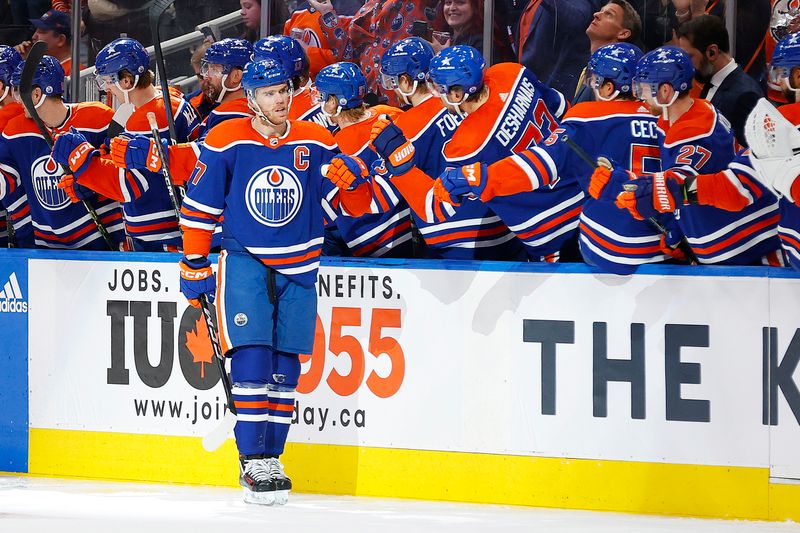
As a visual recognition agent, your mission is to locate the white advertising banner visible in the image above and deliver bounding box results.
[27,258,800,471]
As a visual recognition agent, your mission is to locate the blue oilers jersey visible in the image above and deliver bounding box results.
[392,96,525,260]
[324,105,414,258]
[181,118,346,287]
[778,198,800,270]
[0,103,125,250]
[545,100,669,274]
[197,97,252,141]
[291,82,338,134]
[442,62,582,261]
[120,92,200,249]
[660,100,780,265]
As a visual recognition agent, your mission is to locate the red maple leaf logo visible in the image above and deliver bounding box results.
[186,315,214,378]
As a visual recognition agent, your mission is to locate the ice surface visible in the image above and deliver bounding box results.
[0,475,797,533]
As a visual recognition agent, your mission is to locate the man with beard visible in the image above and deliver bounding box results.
[676,15,764,148]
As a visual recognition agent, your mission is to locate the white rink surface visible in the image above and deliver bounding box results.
[1,476,799,533]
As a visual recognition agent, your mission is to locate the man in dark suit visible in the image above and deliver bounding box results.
[677,15,764,147]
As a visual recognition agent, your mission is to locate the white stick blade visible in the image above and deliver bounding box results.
[201,412,237,452]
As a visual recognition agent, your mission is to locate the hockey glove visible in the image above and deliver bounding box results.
[52,127,98,178]
[615,173,684,220]
[439,163,488,201]
[58,174,95,203]
[326,154,370,190]
[110,134,168,172]
[370,114,416,176]
[179,256,216,308]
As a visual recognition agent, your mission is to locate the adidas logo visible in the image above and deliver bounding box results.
[0,272,27,313]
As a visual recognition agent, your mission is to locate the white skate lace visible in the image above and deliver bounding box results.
[245,459,272,483]
[265,457,285,480]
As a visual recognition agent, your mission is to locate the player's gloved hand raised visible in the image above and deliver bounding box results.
[179,256,216,308]
[369,114,415,176]
[52,127,98,178]
[615,172,684,220]
[58,174,95,203]
[110,134,168,172]
[326,154,370,190]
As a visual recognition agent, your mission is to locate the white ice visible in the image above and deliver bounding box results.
[0,475,798,533]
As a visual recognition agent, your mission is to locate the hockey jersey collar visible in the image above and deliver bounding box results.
[658,99,719,149]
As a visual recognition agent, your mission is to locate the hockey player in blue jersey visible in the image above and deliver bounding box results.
[0,55,124,250]
[369,37,525,260]
[427,45,583,262]
[177,58,372,505]
[313,61,416,258]
[109,38,254,190]
[434,43,680,273]
[0,46,32,248]
[593,46,782,265]
[52,37,200,251]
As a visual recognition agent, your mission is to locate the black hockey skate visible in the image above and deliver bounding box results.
[265,457,292,505]
[239,454,278,505]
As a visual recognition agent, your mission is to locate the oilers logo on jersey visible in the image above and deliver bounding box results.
[245,166,304,227]
[31,155,69,211]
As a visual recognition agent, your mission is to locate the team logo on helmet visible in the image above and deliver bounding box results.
[30,155,68,211]
[245,166,303,227]
[391,13,404,31]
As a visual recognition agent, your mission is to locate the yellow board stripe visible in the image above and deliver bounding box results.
[26,428,800,522]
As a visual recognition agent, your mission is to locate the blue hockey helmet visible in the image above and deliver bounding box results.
[633,46,694,102]
[11,55,64,97]
[380,37,435,90]
[202,38,253,74]
[770,33,800,93]
[252,35,308,79]
[426,45,485,97]
[95,38,150,80]
[242,58,293,92]
[0,46,23,90]
[585,42,643,99]
[314,62,366,114]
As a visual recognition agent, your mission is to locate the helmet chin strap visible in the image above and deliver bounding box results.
[594,87,620,102]
[0,86,8,103]
[397,80,418,106]
[657,90,680,122]
[34,91,47,109]
[216,73,242,104]
[440,92,467,118]
[114,75,139,105]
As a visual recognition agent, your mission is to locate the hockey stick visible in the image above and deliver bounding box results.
[146,112,182,224]
[561,133,699,265]
[149,0,179,144]
[20,41,116,251]
[107,103,135,140]
[199,294,238,452]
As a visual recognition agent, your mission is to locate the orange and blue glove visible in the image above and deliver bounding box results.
[369,114,416,176]
[615,172,685,220]
[326,154,370,190]
[436,162,487,204]
[179,256,216,308]
[52,127,98,179]
[110,134,168,172]
[57,174,94,203]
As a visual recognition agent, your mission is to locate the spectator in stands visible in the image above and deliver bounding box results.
[85,0,153,59]
[14,9,76,75]
[240,0,289,41]
[516,0,602,98]
[306,0,440,105]
[677,15,764,147]
[429,0,514,63]
[573,0,641,103]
